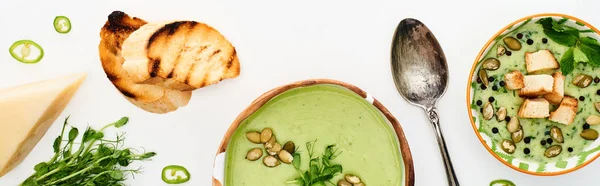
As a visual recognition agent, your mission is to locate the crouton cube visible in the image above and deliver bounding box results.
[549,96,578,125]
[518,98,550,118]
[504,70,525,90]
[525,49,560,73]
[544,71,565,105]
[518,74,554,97]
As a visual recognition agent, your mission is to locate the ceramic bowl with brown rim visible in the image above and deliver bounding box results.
[212,79,414,185]
[467,13,600,176]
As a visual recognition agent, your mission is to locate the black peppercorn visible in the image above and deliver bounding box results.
[568,147,573,152]
[480,84,487,90]
[517,33,523,39]
[505,116,511,122]
[499,81,506,87]
[596,89,600,95]
[546,138,553,144]
[492,85,498,91]
[579,96,585,101]
[527,39,534,45]
[542,38,548,44]
[506,51,512,56]
[541,140,546,146]
[524,148,530,154]
[476,100,482,106]
[477,78,482,84]
[489,97,495,102]
[492,127,499,134]
[524,137,530,144]
[595,77,600,83]
[480,108,483,113]
[584,123,590,130]
[489,76,495,82]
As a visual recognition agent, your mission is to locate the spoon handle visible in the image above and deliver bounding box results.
[426,106,460,186]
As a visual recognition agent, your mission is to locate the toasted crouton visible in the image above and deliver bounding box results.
[544,72,565,105]
[518,74,554,97]
[504,70,525,90]
[549,96,578,125]
[518,98,550,118]
[525,49,559,73]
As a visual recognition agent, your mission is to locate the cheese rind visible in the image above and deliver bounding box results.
[0,73,86,178]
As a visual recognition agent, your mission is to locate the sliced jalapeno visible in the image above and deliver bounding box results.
[490,179,516,186]
[161,165,190,184]
[54,16,71,34]
[9,40,44,64]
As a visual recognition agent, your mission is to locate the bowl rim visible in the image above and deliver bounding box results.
[466,13,600,176]
[212,79,415,186]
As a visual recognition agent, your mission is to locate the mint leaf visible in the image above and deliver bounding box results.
[560,47,575,75]
[536,17,579,46]
[580,37,600,66]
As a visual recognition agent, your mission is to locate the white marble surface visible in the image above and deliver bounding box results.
[0,0,598,185]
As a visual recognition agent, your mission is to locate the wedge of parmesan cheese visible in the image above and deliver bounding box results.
[0,73,86,177]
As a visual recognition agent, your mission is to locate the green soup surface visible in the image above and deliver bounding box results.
[225,84,404,185]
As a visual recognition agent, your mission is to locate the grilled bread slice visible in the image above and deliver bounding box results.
[99,11,191,114]
[121,20,240,91]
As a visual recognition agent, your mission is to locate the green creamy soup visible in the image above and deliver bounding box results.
[472,18,600,163]
[224,84,403,185]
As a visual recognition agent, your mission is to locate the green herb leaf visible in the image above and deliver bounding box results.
[580,36,600,66]
[52,136,61,153]
[93,131,104,140]
[536,17,579,46]
[114,117,129,128]
[68,127,79,142]
[560,47,575,75]
[321,164,342,176]
[292,153,301,170]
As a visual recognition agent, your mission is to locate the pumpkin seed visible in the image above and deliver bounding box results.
[500,139,516,154]
[278,150,294,164]
[586,115,600,125]
[511,129,523,143]
[550,126,564,143]
[337,179,353,186]
[260,128,273,143]
[572,74,593,88]
[345,174,362,184]
[544,145,562,158]
[283,141,296,154]
[246,148,263,161]
[506,117,521,133]
[497,45,506,57]
[264,134,277,149]
[581,129,599,140]
[595,102,600,113]
[267,143,282,155]
[246,131,262,144]
[503,37,522,51]
[483,102,494,120]
[482,58,501,71]
[262,155,280,167]
[496,107,507,121]
[478,69,489,87]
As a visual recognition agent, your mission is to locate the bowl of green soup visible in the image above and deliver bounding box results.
[213,79,415,185]
[467,13,600,176]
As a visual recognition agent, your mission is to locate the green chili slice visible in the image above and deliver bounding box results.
[490,179,516,186]
[161,165,190,184]
[54,16,71,34]
[9,40,44,64]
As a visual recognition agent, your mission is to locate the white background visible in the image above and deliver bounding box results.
[0,0,597,185]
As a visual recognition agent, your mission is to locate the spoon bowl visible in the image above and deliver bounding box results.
[391,18,449,108]
[391,18,459,186]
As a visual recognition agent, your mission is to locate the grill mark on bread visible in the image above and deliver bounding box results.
[147,21,194,49]
[226,50,236,68]
[166,23,198,79]
[115,86,137,98]
[149,58,161,77]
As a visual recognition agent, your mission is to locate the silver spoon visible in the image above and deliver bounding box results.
[390,18,459,186]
